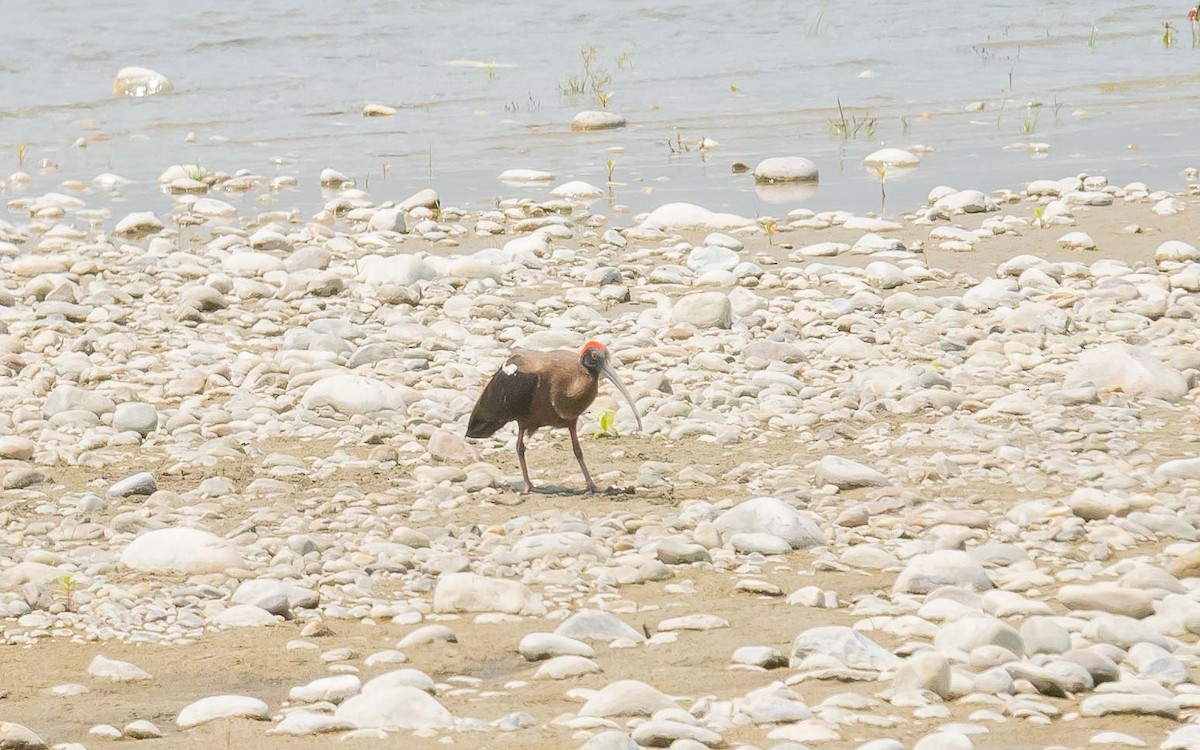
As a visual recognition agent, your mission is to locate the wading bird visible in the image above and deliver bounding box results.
[466,341,643,493]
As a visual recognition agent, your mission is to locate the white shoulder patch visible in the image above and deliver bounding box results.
[502,363,518,375]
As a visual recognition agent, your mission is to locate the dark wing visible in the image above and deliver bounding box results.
[466,355,540,438]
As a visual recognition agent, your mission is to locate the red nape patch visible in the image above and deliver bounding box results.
[579,340,607,357]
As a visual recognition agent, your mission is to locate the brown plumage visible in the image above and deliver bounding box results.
[467,340,643,493]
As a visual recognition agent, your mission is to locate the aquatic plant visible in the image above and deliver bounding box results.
[729,83,741,94]
[827,99,878,141]
[1088,25,1099,49]
[559,45,616,107]
[1023,109,1039,135]
[605,159,616,184]
[503,94,541,113]
[183,160,208,182]
[667,127,691,154]
[597,91,614,110]
[615,51,634,71]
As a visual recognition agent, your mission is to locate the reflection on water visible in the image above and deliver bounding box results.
[2,0,1200,219]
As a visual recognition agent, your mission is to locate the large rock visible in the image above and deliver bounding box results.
[1155,240,1200,265]
[554,610,645,643]
[301,375,405,416]
[88,654,151,682]
[232,579,318,612]
[572,110,626,130]
[894,551,992,594]
[113,402,158,436]
[120,527,243,575]
[1157,458,1200,483]
[672,292,732,329]
[1058,584,1155,619]
[790,626,900,671]
[362,669,436,695]
[335,686,454,730]
[713,497,824,549]
[519,633,595,661]
[892,652,951,699]
[578,680,676,717]
[1064,343,1188,402]
[640,203,753,231]
[214,604,278,628]
[176,695,270,728]
[579,731,640,750]
[289,675,362,704]
[814,456,887,489]
[934,615,1024,657]
[113,66,173,97]
[43,385,115,418]
[863,148,919,167]
[114,211,165,237]
[432,573,542,615]
[1079,694,1179,719]
[754,157,819,183]
[0,722,46,750]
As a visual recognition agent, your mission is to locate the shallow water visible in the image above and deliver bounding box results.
[3,0,1200,218]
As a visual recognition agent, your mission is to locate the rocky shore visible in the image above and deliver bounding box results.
[2,162,1200,750]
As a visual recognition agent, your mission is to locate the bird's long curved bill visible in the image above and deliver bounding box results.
[600,362,644,432]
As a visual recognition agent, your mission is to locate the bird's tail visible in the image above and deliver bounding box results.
[466,404,506,439]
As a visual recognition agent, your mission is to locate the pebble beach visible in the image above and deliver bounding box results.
[7,6,1200,750]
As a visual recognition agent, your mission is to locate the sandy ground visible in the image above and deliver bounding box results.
[3,184,1200,748]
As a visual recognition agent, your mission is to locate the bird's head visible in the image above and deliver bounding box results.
[578,340,643,432]
[579,340,609,374]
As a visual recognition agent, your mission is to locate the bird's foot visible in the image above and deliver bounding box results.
[585,483,599,494]
[521,482,535,494]
[604,485,635,495]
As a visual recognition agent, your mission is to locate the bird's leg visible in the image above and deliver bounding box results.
[568,424,598,493]
[517,428,534,493]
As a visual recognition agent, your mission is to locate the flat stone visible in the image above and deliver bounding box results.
[1079,694,1179,719]
[176,695,270,728]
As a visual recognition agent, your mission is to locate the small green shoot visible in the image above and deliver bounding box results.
[17,144,27,167]
[615,51,634,71]
[1023,108,1039,135]
[605,158,616,183]
[58,574,77,612]
[729,83,741,94]
[485,63,497,81]
[183,159,207,181]
[1163,21,1176,49]
[1088,25,1099,49]
[593,408,619,439]
[758,217,779,246]
[558,45,614,108]
[597,91,613,109]
[873,163,888,213]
